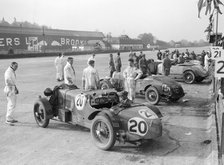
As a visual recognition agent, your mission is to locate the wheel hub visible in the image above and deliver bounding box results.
[148,92,156,100]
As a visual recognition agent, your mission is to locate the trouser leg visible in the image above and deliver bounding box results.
[127,79,136,101]
[6,94,17,121]
[58,65,63,80]
[56,66,60,80]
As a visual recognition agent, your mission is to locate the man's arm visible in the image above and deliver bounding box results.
[82,71,86,90]
[95,70,100,89]
[64,68,73,84]
[5,71,15,86]
[134,69,143,80]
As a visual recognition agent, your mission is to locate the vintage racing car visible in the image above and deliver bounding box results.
[100,75,185,105]
[157,60,209,84]
[33,85,163,150]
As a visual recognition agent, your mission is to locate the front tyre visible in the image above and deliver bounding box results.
[91,115,116,150]
[145,86,160,105]
[33,99,52,128]
[183,71,195,84]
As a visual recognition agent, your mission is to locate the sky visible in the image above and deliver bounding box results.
[1,0,224,42]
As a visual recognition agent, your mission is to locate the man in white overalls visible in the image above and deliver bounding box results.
[4,62,19,125]
[123,59,142,102]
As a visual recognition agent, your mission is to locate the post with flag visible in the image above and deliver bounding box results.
[198,0,224,159]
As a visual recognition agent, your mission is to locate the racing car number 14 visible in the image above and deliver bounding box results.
[75,94,87,110]
[128,117,148,136]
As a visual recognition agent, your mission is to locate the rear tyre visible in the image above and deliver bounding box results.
[145,86,160,105]
[91,115,116,150]
[100,80,113,90]
[183,71,195,84]
[33,99,52,128]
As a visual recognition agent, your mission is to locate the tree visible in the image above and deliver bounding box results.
[138,33,155,47]
[198,0,223,43]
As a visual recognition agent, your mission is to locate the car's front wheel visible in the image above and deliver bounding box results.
[183,71,195,84]
[91,115,116,150]
[145,86,160,105]
[33,99,52,128]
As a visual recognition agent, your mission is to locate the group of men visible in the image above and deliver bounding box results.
[157,49,212,76]
[3,50,162,126]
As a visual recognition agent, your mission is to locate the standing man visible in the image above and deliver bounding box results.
[157,50,162,60]
[55,53,64,81]
[204,51,211,71]
[109,54,115,77]
[64,57,76,86]
[163,53,172,76]
[82,60,100,91]
[4,62,19,125]
[87,53,95,65]
[115,52,122,72]
[123,59,142,102]
[139,54,148,78]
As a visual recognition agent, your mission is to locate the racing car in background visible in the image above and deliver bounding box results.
[157,60,209,84]
[33,84,163,150]
[100,75,185,105]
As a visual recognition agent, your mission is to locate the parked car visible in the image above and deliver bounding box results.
[157,60,209,84]
[100,75,185,105]
[33,84,163,150]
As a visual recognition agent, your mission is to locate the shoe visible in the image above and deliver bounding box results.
[5,121,15,126]
[11,119,18,123]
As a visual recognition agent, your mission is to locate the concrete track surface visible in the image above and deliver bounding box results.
[0,49,217,165]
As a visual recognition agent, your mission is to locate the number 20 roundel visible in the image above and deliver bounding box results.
[75,94,87,111]
[128,117,148,136]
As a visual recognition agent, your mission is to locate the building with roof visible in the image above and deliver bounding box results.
[0,26,105,53]
[108,35,143,50]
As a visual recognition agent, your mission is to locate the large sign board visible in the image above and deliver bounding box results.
[0,33,101,52]
[211,46,224,78]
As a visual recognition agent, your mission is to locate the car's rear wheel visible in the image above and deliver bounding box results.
[91,115,116,150]
[183,71,195,84]
[145,86,160,105]
[33,99,52,128]
[100,80,113,90]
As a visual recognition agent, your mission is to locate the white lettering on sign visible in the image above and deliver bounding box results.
[61,38,65,45]
[71,39,75,45]
[60,38,86,46]
[128,117,148,136]
[0,38,5,46]
[66,38,70,45]
[0,38,21,46]
[6,38,12,46]
[14,38,20,46]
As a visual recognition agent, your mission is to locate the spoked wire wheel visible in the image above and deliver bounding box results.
[34,101,50,128]
[91,115,116,150]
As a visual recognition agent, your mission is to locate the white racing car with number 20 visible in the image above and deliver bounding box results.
[33,84,163,150]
